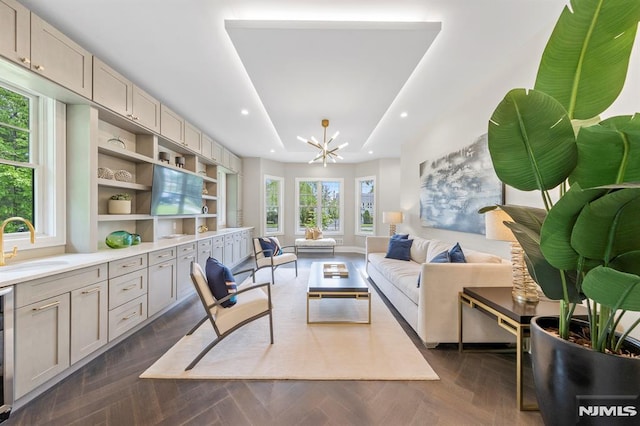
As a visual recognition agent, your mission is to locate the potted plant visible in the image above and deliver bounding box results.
[484,0,640,423]
[108,193,132,214]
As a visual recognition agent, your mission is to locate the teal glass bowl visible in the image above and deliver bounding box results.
[131,233,142,245]
[105,230,133,249]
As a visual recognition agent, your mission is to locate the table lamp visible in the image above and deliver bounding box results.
[382,211,403,236]
[485,209,539,303]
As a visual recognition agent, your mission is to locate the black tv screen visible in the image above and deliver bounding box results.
[150,165,203,215]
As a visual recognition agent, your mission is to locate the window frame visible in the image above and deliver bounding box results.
[264,174,284,236]
[355,176,376,236]
[294,177,344,235]
[0,80,65,252]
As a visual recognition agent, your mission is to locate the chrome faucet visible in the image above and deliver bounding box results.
[1,217,36,266]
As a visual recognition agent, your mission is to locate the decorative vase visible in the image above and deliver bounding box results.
[105,231,133,249]
[108,199,131,214]
[531,316,640,426]
[131,233,142,245]
[175,156,185,168]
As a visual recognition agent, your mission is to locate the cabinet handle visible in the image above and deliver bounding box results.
[122,311,138,321]
[122,262,140,268]
[122,284,138,291]
[82,287,101,295]
[132,116,139,120]
[20,57,31,64]
[183,255,195,261]
[34,64,45,71]
[158,262,172,269]
[157,253,172,258]
[33,301,60,311]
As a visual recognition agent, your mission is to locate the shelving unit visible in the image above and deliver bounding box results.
[67,104,222,251]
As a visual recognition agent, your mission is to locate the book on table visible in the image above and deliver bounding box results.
[323,263,349,278]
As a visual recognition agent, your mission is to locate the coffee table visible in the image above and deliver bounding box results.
[307,262,371,324]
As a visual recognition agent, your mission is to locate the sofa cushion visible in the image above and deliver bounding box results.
[430,250,450,263]
[426,240,452,262]
[409,236,430,264]
[385,238,413,261]
[465,249,503,264]
[368,253,420,304]
[391,233,409,240]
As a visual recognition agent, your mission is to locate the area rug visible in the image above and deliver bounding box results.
[140,267,439,381]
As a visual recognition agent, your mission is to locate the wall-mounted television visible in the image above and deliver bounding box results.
[150,164,203,215]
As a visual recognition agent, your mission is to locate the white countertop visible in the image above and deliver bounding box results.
[0,227,253,287]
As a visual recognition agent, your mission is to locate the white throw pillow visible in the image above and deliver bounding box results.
[464,249,503,264]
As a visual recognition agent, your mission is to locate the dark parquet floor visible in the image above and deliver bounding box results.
[7,253,543,426]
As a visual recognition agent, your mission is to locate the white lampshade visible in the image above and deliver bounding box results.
[382,211,403,225]
[485,209,517,242]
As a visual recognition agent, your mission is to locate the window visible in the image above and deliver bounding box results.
[295,178,343,234]
[0,81,63,251]
[356,176,375,235]
[264,175,283,234]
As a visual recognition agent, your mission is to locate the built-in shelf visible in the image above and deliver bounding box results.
[97,178,151,191]
[98,143,154,163]
[98,214,154,222]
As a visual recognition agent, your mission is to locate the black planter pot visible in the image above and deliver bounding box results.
[531,316,640,426]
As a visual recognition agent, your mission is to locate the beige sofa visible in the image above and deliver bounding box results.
[366,235,515,347]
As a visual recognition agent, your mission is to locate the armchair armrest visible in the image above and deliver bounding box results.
[208,281,271,309]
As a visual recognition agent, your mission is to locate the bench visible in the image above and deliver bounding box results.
[294,238,336,255]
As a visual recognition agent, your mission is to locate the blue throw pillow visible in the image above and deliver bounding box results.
[385,238,413,261]
[390,233,409,241]
[205,257,237,308]
[430,250,451,263]
[258,237,282,257]
[449,242,467,263]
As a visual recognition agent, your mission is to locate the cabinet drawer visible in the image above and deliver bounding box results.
[233,233,241,242]
[108,294,147,341]
[148,247,176,266]
[15,263,108,308]
[225,235,233,246]
[109,254,147,278]
[198,238,212,250]
[212,236,224,247]
[177,242,197,255]
[109,269,147,309]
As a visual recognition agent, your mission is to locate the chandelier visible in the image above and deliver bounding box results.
[297,119,348,167]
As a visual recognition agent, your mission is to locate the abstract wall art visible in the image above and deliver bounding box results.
[419,134,503,234]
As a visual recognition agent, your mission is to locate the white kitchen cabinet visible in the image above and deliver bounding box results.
[132,85,160,132]
[160,104,185,145]
[92,57,132,117]
[70,280,108,364]
[0,0,30,68]
[148,248,177,316]
[197,238,213,271]
[212,141,223,164]
[201,134,213,159]
[212,235,224,263]
[15,294,71,399]
[30,14,92,98]
[176,242,197,300]
[184,121,201,153]
[224,234,234,267]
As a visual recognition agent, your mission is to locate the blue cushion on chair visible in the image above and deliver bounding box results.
[205,257,237,308]
[385,238,413,261]
[258,237,282,257]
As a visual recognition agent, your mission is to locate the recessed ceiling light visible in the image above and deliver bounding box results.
[400,112,408,118]
[270,149,275,153]
[241,109,249,115]
[368,150,373,154]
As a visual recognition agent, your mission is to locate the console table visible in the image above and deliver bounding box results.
[458,287,563,411]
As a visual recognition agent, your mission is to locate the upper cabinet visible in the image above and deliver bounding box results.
[201,134,213,159]
[132,85,160,133]
[93,57,160,133]
[0,0,30,68]
[184,121,201,153]
[93,57,132,117]
[30,14,93,98]
[160,104,184,145]
[212,141,223,164]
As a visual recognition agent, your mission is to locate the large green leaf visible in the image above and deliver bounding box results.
[583,266,640,311]
[610,251,640,276]
[540,184,606,270]
[506,221,582,302]
[572,188,640,262]
[499,205,547,234]
[535,0,640,119]
[488,89,576,191]
[571,117,640,187]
